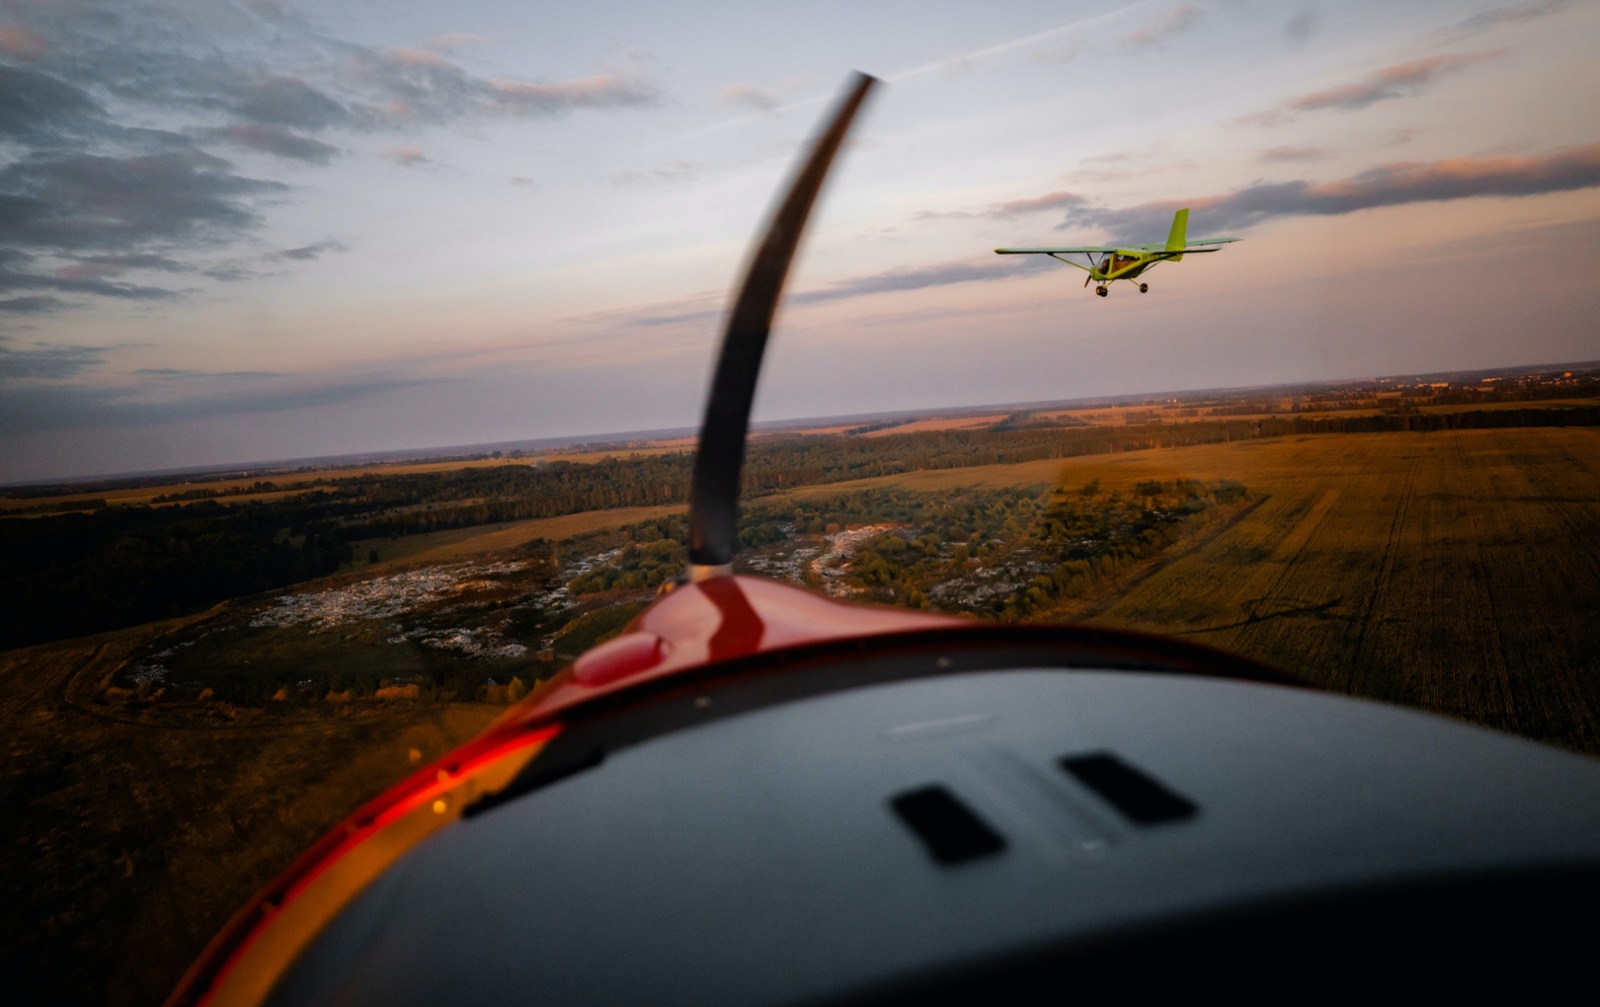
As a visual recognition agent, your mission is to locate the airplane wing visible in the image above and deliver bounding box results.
[1001,237,1240,256]
[1125,238,1241,253]
[1142,247,1224,257]
[994,247,1118,254]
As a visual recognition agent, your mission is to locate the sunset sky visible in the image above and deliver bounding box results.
[2,0,1597,482]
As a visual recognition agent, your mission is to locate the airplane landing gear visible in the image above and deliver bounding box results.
[1138,283,1149,293]
[1095,285,1108,297]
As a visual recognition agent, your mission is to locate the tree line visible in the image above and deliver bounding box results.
[0,500,350,648]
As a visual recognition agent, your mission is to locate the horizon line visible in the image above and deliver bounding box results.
[5,356,1596,491]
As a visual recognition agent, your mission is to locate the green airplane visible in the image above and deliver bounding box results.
[996,208,1239,297]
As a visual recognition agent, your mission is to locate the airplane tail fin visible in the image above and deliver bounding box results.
[1165,208,1189,262]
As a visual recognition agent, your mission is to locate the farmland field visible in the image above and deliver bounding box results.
[1081,428,1600,751]
[802,427,1600,749]
[2,424,1598,1004]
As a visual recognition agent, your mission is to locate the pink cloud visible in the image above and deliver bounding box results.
[917,190,1088,221]
[1122,5,1205,50]
[720,83,778,110]
[1259,145,1333,163]
[489,74,656,114]
[384,147,428,167]
[424,33,490,54]
[0,23,47,59]
[1240,51,1507,128]
[390,47,450,67]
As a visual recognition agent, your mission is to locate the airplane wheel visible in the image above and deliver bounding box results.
[1139,283,1149,293]
[1095,286,1107,297]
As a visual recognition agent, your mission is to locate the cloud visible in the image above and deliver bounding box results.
[54,253,188,281]
[136,367,280,379]
[202,265,262,283]
[273,240,346,262]
[383,146,428,167]
[1289,51,1507,112]
[1052,143,1600,241]
[0,249,179,301]
[0,48,293,307]
[1121,5,1205,50]
[0,1,661,313]
[654,161,696,181]
[390,47,450,68]
[0,340,106,379]
[612,160,699,187]
[0,149,285,252]
[792,256,1055,306]
[1283,10,1317,44]
[987,191,1090,217]
[0,24,49,60]
[0,372,443,432]
[206,123,340,163]
[0,64,106,144]
[621,254,1058,326]
[488,74,657,115]
[0,296,70,315]
[1246,51,1507,125]
[720,83,778,110]
[918,190,1088,220]
[424,33,491,55]
[340,46,656,127]
[630,306,721,328]
[227,73,348,131]
[1441,0,1575,41]
[1258,145,1332,163]
[340,48,484,126]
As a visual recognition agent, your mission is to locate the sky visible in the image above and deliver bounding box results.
[1,0,1597,482]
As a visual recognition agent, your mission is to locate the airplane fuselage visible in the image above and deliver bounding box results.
[1094,254,1152,280]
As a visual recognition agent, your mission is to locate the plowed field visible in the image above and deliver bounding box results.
[1072,429,1600,751]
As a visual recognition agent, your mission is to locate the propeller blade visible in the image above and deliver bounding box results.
[686,73,878,573]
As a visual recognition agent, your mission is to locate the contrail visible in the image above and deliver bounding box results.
[887,0,1156,82]
[663,1,1156,145]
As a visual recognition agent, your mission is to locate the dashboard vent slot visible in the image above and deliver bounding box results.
[890,785,1007,865]
[1059,752,1197,825]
